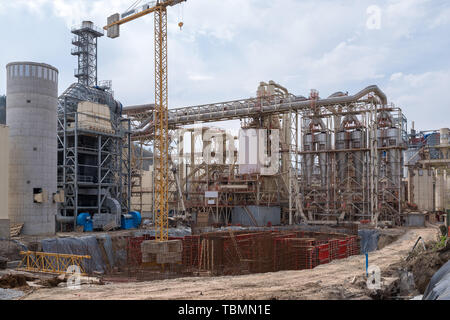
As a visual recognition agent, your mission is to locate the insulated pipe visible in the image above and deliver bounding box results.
[309,118,326,131]
[131,118,153,134]
[377,110,394,127]
[339,114,361,130]
[328,92,346,98]
[56,215,75,223]
[123,104,155,113]
[339,114,364,185]
[168,85,388,125]
[269,80,289,96]
[129,86,388,136]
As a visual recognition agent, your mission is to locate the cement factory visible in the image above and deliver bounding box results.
[0,0,449,301]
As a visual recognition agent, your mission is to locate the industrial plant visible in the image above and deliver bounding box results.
[0,0,449,302]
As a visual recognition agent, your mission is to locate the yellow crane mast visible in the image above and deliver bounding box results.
[104,0,186,242]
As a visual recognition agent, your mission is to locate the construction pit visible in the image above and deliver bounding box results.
[0,223,445,300]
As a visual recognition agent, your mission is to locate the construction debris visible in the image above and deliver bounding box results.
[0,274,31,289]
[10,224,23,238]
[0,257,6,270]
[403,238,450,293]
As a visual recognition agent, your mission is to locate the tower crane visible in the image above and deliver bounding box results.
[104,0,186,242]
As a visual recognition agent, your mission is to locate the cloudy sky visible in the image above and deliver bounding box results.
[0,0,449,130]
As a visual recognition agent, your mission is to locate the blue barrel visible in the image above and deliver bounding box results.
[76,213,91,226]
[76,213,93,232]
[129,211,142,228]
[84,220,93,232]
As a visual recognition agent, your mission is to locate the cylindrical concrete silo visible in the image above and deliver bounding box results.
[6,62,58,235]
[0,125,9,238]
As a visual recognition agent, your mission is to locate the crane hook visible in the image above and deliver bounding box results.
[178,21,184,30]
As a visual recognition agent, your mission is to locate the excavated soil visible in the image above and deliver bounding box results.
[0,274,31,289]
[403,240,450,293]
[377,228,406,250]
[23,227,438,300]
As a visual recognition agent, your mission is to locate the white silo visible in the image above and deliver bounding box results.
[0,125,9,238]
[6,62,58,235]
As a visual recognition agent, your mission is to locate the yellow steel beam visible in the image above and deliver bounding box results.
[103,7,157,30]
[103,1,185,30]
[17,251,91,276]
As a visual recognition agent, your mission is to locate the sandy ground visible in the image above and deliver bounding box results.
[22,227,438,300]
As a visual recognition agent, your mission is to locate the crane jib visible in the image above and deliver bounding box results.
[104,0,186,30]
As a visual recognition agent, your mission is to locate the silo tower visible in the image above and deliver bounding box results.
[6,62,59,235]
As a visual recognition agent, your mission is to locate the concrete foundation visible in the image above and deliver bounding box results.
[141,240,183,264]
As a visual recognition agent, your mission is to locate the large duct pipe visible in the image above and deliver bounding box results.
[56,215,75,223]
[123,104,155,113]
[103,196,122,226]
[317,131,329,186]
[351,129,365,186]
[131,85,389,137]
[269,80,289,96]
[303,134,313,184]
[169,85,388,125]
[131,118,153,134]
[335,130,348,184]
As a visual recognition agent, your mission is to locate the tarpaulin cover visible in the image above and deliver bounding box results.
[41,236,105,273]
[96,234,114,271]
[358,229,380,254]
[423,260,450,300]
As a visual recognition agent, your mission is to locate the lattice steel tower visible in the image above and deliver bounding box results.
[71,21,104,87]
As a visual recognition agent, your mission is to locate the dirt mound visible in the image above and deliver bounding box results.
[378,234,401,250]
[0,274,31,289]
[37,276,65,288]
[0,240,24,261]
[405,240,450,293]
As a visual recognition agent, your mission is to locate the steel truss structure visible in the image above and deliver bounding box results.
[153,6,170,241]
[18,251,91,276]
[298,97,407,225]
[71,21,104,87]
[125,84,407,225]
[57,84,131,231]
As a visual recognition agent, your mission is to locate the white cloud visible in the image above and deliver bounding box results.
[385,0,430,38]
[0,0,449,132]
[390,72,403,81]
[188,74,214,81]
[386,69,450,129]
[429,7,450,28]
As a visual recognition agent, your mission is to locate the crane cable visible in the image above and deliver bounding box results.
[126,0,143,13]
[178,1,184,30]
